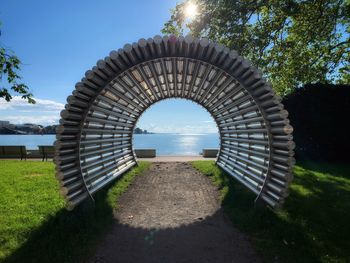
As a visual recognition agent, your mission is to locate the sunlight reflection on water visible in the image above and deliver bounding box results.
[133,133,219,155]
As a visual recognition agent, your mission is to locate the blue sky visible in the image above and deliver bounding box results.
[0,0,218,133]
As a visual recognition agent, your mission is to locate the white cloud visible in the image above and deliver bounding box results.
[0,96,64,111]
[0,96,64,126]
[1,115,61,125]
[202,120,214,123]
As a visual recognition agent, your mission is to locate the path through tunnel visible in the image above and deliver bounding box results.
[55,35,295,210]
[90,161,260,263]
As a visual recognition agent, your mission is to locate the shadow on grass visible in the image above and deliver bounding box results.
[4,187,115,263]
[191,160,350,263]
[3,162,151,263]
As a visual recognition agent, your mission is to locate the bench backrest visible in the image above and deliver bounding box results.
[202,148,218,158]
[0,146,27,157]
[134,149,156,158]
[38,145,55,156]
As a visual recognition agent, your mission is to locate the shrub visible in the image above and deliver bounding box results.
[283,83,350,162]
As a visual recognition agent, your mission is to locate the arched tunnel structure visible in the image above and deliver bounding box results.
[55,35,295,210]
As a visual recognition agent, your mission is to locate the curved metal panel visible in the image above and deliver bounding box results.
[55,35,295,209]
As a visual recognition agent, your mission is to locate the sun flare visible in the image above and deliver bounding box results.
[184,2,198,19]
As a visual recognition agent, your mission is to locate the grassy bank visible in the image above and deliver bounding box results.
[0,160,150,263]
[191,161,350,263]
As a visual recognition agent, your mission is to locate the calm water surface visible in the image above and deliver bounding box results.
[133,133,219,155]
[0,135,56,149]
[0,134,219,155]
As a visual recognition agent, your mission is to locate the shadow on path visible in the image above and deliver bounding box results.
[90,162,260,263]
[91,209,259,263]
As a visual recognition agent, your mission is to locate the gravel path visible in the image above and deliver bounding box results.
[90,162,260,263]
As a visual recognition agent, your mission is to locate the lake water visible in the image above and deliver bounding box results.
[0,134,219,155]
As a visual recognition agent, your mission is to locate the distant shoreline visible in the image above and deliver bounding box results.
[0,125,155,135]
[0,133,219,136]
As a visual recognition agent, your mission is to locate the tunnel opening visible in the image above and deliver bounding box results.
[132,98,220,156]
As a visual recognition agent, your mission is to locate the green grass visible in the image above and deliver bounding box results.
[0,160,150,263]
[1,159,349,262]
[191,160,350,263]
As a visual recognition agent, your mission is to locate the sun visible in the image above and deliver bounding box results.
[184,2,198,19]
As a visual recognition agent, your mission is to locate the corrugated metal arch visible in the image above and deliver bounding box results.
[55,35,295,210]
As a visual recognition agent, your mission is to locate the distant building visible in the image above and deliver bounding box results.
[14,123,42,134]
[15,123,42,129]
[0,121,56,134]
[134,127,152,134]
[0,120,11,128]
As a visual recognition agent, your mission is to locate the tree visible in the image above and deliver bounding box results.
[162,0,350,95]
[0,22,34,103]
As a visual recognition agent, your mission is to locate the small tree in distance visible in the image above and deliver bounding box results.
[162,0,350,95]
[0,22,34,103]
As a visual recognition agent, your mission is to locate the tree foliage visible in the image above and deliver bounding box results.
[0,22,34,103]
[162,0,350,95]
[283,83,350,161]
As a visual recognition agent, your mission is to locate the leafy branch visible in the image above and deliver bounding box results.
[0,23,34,103]
[162,0,350,95]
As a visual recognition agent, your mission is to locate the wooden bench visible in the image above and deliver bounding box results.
[38,145,55,161]
[0,146,27,160]
[134,149,156,158]
[202,148,219,158]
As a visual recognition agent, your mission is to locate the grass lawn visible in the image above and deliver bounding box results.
[1,159,349,263]
[191,160,350,263]
[0,160,150,263]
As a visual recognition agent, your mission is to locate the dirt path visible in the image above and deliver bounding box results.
[90,162,260,263]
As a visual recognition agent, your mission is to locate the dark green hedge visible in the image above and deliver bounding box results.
[283,83,350,162]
